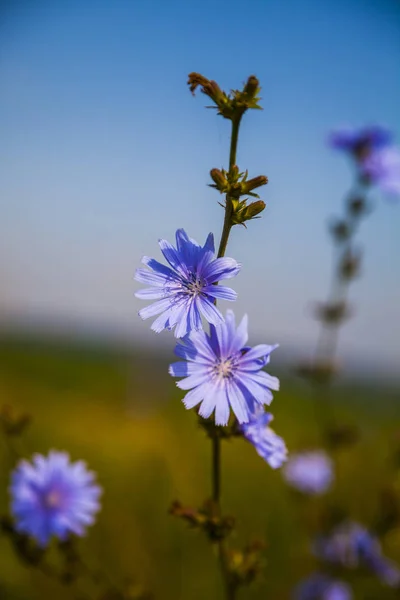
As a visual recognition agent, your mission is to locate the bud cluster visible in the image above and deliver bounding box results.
[296,360,338,385]
[188,73,262,121]
[224,539,266,590]
[210,166,267,225]
[0,404,31,436]
[169,500,235,542]
[313,301,352,325]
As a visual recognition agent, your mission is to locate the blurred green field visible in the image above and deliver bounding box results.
[0,333,399,599]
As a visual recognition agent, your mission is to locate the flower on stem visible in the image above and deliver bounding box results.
[10,451,102,547]
[293,573,353,600]
[330,125,400,198]
[361,146,400,199]
[241,406,287,468]
[283,450,333,495]
[169,309,279,425]
[329,125,392,158]
[135,229,240,338]
[314,521,400,588]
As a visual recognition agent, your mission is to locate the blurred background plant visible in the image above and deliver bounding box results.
[1,0,400,599]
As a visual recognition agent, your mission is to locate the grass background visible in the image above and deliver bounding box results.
[0,333,399,599]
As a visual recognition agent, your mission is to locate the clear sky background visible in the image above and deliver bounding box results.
[1,0,399,375]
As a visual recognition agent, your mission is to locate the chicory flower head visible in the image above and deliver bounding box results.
[241,406,287,468]
[293,573,352,600]
[329,125,392,156]
[314,521,400,588]
[169,309,279,425]
[135,228,240,338]
[361,146,400,199]
[283,450,333,495]
[10,451,102,547]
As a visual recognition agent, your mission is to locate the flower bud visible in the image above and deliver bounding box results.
[330,219,351,242]
[209,168,228,193]
[296,360,338,384]
[347,196,367,217]
[243,75,260,99]
[242,200,266,220]
[241,175,268,196]
[340,249,362,280]
[313,301,352,324]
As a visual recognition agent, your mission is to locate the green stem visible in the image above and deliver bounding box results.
[212,113,243,600]
[228,117,241,170]
[212,435,221,503]
[217,117,242,260]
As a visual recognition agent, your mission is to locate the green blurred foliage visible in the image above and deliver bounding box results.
[0,334,399,599]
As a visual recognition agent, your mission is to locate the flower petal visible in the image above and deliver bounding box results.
[176,371,211,391]
[138,298,173,320]
[169,361,203,377]
[227,380,251,424]
[214,384,230,426]
[198,296,224,326]
[182,383,209,409]
[205,285,237,301]
[135,268,170,287]
[135,288,168,300]
[158,238,188,277]
[141,256,179,281]
[239,373,274,405]
[203,257,241,282]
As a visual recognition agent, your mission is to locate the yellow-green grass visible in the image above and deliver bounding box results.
[0,335,399,599]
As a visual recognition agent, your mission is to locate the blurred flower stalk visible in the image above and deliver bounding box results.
[292,126,400,598]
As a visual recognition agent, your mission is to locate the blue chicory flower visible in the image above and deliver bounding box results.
[135,228,240,338]
[10,451,102,547]
[361,146,400,199]
[329,125,392,155]
[241,406,287,468]
[314,521,400,588]
[293,573,352,600]
[283,450,333,495]
[169,309,279,425]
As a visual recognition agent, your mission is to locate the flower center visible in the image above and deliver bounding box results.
[213,356,238,379]
[183,273,205,296]
[44,489,63,509]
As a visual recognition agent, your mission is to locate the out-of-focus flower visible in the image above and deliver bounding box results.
[135,229,240,338]
[329,125,400,199]
[10,451,102,547]
[283,450,333,495]
[241,406,287,468]
[361,146,400,199]
[293,573,352,600]
[329,125,392,157]
[169,309,279,425]
[314,521,400,588]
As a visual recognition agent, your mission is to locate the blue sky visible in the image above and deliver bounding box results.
[1,0,399,374]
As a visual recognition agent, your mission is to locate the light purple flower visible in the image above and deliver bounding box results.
[293,573,352,600]
[10,451,102,547]
[314,521,400,588]
[241,406,287,468]
[135,229,240,338]
[283,450,333,495]
[169,309,279,426]
[361,146,400,198]
[329,125,392,154]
